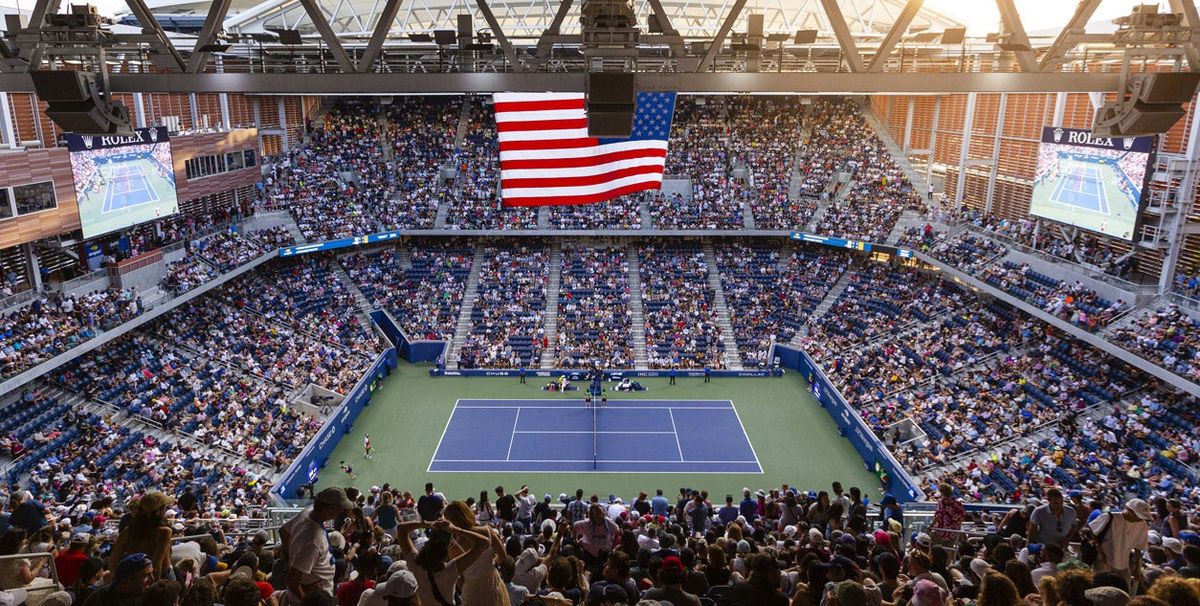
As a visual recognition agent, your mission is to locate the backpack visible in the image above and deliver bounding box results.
[1080,513,1112,566]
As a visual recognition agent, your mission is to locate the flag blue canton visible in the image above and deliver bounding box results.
[597,92,677,144]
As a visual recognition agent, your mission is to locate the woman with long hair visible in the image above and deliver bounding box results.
[476,491,496,526]
[977,571,1021,606]
[396,518,489,606]
[1002,559,1037,598]
[371,491,400,538]
[444,500,511,605]
[109,492,175,581]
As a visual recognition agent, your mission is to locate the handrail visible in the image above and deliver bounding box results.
[0,551,61,593]
[963,225,1143,293]
[53,269,108,294]
[0,287,35,311]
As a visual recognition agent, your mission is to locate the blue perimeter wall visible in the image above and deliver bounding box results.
[275,349,397,500]
[774,344,921,502]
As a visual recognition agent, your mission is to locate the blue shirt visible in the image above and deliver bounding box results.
[718,505,739,525]
[651,496,670,517]
[740,498,758,520]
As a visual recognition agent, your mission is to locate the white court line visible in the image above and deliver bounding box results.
[727,402,764,473]
[457,405,733,410]
[434,459,760,464]
[667,408,684,462]
[515,430,675,434]
[426,398,464,472]
[505,408,521,461]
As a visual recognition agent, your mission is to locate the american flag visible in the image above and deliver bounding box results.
[494,91,677,207]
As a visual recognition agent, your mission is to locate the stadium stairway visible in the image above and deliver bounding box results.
[397,247,412,271]
[433,200,451,229]
[639,198,653,228]
[447,248,486,369]
[538,243,563,368]
[377,113,394,164]
[863,106,932,200]
[742,206,756,229]
[455,98,472,149]
[805,199,831,233]
[886,209,929,244]
[625,244,651,369]
[795,269,857,339]
[331,260,379,327]
[702,243,745,371]
[537,207,550,229]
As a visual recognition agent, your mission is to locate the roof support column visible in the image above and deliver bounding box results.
[984,93,1007,214]
[954,93,976,211]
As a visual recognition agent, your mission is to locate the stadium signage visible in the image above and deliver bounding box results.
[1044,126,1153,153]
[65,127,170,152]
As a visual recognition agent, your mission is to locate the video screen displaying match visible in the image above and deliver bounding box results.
[66,127,179,239]
[1029,126,1153,241]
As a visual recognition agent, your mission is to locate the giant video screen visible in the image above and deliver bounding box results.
[1030,126,1154,241]
[66,127,179,239]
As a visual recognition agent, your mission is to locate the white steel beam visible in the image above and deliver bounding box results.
[1039,0,1102,72]
[357,0,405,73]
[994,0,1037,73]
[866,0,923,73]
[698,0,748,72]
[819,0,864,72]
[297,0,357,73]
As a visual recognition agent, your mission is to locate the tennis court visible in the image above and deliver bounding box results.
[1047,162,1108,213]
[102,163,160,212]
[429,398,762,473]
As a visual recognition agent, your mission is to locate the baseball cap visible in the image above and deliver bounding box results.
[1124,498,1152,521]
[661,556,684,572]
[1083,586,1130,606]
[314,487,354,510]
[378,569,418,598]
[113,553,153,583]
[915,533,932,547]
[1162,537,1184,555]
[69,533,90,545]
[136,492,174,513]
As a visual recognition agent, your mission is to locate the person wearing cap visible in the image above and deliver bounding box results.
[276,487,354,604]
[643,555,701,606]
[54,534,91,587]
[109,492,174,582]
[82,552,154,606]
[1089,498,1153,583]
[1029,488,1077,548]
[358,563,419,606]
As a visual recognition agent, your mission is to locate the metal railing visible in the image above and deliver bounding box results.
[0,552,61,598]
[53,269,108,294]
[0,287,35,311]
[964,225,1144,294]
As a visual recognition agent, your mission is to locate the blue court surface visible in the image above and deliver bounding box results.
[1048,164,1107,214]
[429,399,762,473]
[103,164,159,212]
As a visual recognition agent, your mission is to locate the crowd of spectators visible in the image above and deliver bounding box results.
[798,265,975,361]
[457,246,548,369]
[802,99,925,242]
[557,246,634,368]
[190,227,295,273]
[728,97,816,230]
[222,256,383,355]
[900,226,1008,274]
[654,99,744,230]
[550,196,644,230]
[387,97,460,230]
[35,476,1182,606]
[1110,305,1200,381]
[160,257,217,295]
[717,244,851,368]
[267,100,400,241]
[982,262,1124,330]
[638,246,724,369]
[445,98,538,230]
[340,245,472,342]
[0,288,144,380]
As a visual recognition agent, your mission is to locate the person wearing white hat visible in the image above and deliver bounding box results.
[1088,498,1152,582]
[358,561,419,606]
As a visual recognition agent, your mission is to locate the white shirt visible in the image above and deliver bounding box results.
[279,508,336,594]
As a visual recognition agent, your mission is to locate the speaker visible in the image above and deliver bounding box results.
[1135,72,1200,104]
[794,30,817,44]
[586,72,636,137]
[940,27,965,45]
[1094,72,1200,136]
[31,71,131,134]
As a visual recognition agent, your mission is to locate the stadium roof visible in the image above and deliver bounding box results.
[143,0,964,39]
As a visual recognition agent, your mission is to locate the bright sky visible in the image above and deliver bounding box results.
[923,0,1160,36]
[0,0,1168,33]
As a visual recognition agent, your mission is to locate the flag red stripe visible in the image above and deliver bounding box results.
[493,98,586,114]
[501,164,664,189]
[500,148,667,170]
[496,118,589,133]
[501,181,661,207]
[499,138,598,152]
